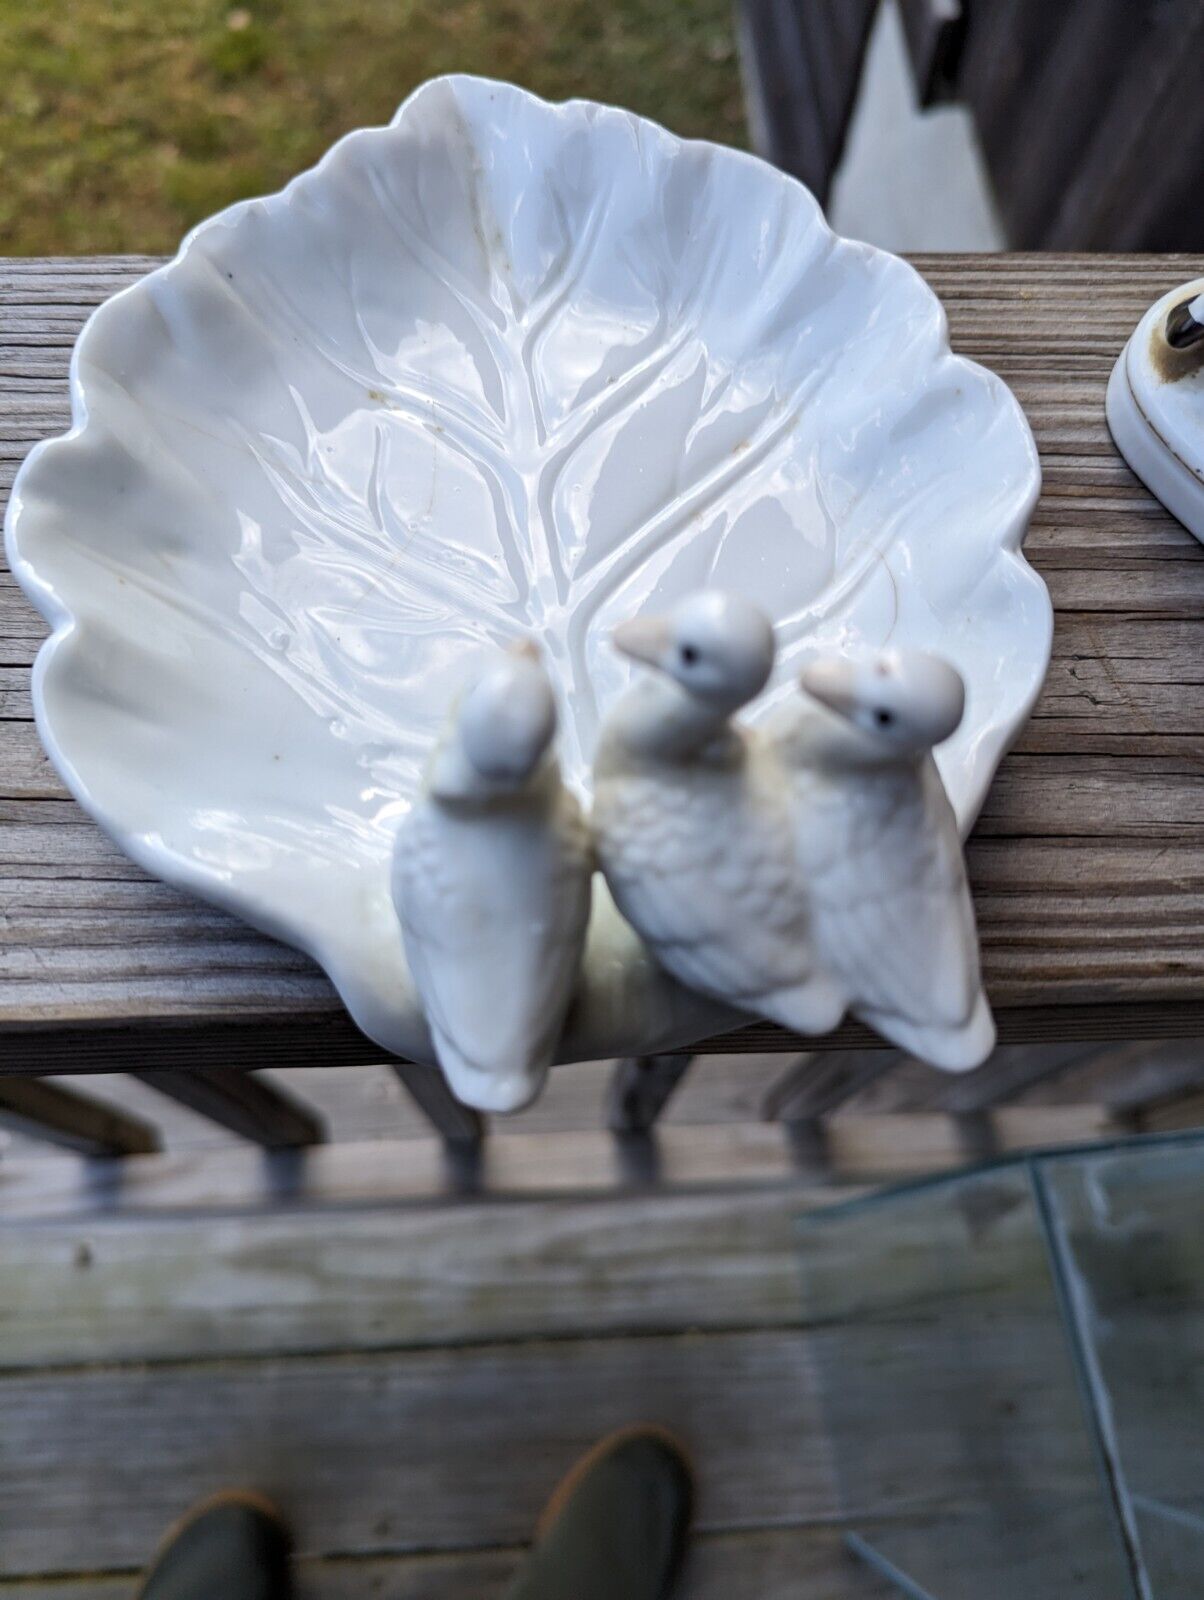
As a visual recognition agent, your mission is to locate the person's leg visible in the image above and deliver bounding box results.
[504,1425,693,1600]
[136,1490,291,1600]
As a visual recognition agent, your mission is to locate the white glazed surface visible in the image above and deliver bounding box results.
[1107,276,1204,544]
[5,75,1050,1065]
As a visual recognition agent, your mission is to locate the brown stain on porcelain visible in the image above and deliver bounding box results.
[1150,305,1204,384]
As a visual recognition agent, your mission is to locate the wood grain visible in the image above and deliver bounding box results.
[0,1310,1118,1579]
[0,1158,893,1598]
[1,255,1202,1071]
[0,1187,813,1369]
[0,1529,897,1600]
[0,1330,830,1576]
[0,1106,1115,1223]
[0,1053,798,1155]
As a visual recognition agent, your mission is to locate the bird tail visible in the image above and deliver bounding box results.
[431,1028,548,1114]
[760,973,849,1038]
[857,990,995,1071]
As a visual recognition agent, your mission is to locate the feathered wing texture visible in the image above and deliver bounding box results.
[793,757,993,1068]
[393,781,592,1111]
[593,739,841,1034]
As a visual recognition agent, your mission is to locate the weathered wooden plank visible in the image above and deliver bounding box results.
[0,1078,158,1158]
[0,821,1198,1028]
[0,1311,1134,1581]
[0,1330,829,1577]
[132,1068,324,1149]
[0,1527,896,1600]
[0,1107,1114,1223]
[2,1003,1203,1084]
[0,825,1194,1042]
[0,1052,795,1158]
[0,1188,808,1369]
[0,255,1201,1058]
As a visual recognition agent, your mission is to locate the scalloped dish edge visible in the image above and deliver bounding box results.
[4,75,1051,1067]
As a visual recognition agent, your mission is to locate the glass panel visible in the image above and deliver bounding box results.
[797,1160,1136,1599]
[1041,1135,1204,1599]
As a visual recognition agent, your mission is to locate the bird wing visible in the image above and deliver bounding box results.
[801,762,982,1031]
[594,755,813,1007]
[393,791,592,1078]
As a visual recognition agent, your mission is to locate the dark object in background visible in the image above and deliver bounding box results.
[736,0,878,206]
[738,0,1204,249]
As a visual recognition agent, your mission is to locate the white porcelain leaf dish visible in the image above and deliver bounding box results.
[6,75,1051,1066]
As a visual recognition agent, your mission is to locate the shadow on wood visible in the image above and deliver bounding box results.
[134,1067,324,1148]
[0,1078,159,1157]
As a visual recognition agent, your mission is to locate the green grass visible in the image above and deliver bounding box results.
[0,0,747,254]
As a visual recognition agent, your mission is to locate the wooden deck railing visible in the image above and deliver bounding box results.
[1,253,1202,1164]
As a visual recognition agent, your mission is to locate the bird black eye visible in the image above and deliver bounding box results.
[680,644,699,666]
[875,708,894,727]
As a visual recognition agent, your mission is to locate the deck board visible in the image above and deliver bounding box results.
[0,1178,864,1591]
[0,1330,830,1575]
[2,1528,896,1600]
[0,1106,1115,1222]
[1,253,1203,1068]
[0,1188,811,1368]
[0,1162,1108,1591]
[0,1197,1123,1587]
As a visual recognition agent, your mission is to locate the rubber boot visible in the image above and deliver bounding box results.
[137,1491,291,1600]
[504,1425,693,1600]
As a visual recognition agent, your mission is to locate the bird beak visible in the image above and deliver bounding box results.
[799,657,860,721]
[507,637,540,663]
[612,615,673,669]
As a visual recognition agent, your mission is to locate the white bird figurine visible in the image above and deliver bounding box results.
[392,641,592,1113]
[772,648,995,1070]
[592,591,845,1036]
